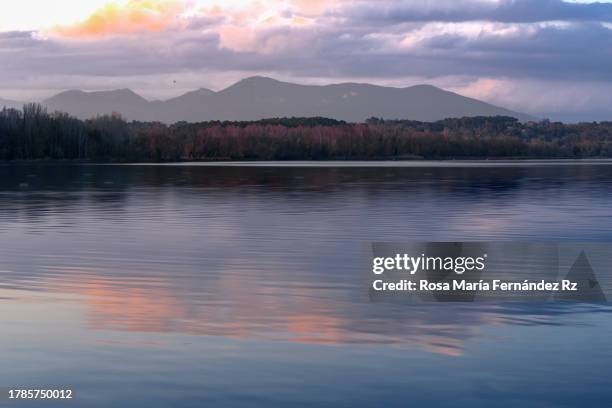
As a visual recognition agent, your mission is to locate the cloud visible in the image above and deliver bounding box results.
[345,0,612,24]
[451,77,612,121]
[51,0,188,37]
[2,0,612,119]
[4,3,612,82]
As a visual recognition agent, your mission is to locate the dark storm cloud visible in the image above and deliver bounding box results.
[0,8,611,83]
[409,22,612,81]
[0,30,34,39]
[345,0,612,24]
[0,30,39,49]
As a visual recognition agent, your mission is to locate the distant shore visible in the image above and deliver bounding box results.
[2,107,611,162]
[127,159,612,168]
[3,159,612,167]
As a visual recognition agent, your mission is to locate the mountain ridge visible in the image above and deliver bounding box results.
[8,77,537,123]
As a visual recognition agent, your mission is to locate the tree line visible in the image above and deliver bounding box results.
[1,104,611,161]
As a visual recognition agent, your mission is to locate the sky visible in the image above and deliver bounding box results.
[1,0,612,121]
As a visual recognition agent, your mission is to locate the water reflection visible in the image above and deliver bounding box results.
[2,164,612,347]
[1,163,612,407]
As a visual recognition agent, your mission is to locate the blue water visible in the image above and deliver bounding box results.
[1,162,611,407]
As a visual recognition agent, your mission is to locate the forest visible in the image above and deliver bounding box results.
[1,103,612,161]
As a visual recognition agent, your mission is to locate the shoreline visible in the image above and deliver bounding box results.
[3,158,612,167]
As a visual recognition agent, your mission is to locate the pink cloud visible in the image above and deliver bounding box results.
[52,0,188,38]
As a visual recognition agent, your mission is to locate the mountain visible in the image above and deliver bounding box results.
[155,87,216,123]
[44,89,150,120]
[0,97,22,110]
[41,77,535,123]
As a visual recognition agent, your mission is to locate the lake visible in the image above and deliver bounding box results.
[1,162,611,407]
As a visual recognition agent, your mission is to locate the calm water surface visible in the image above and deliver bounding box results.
[1,162,611,407]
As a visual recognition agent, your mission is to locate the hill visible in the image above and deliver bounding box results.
[40,77,535,123]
